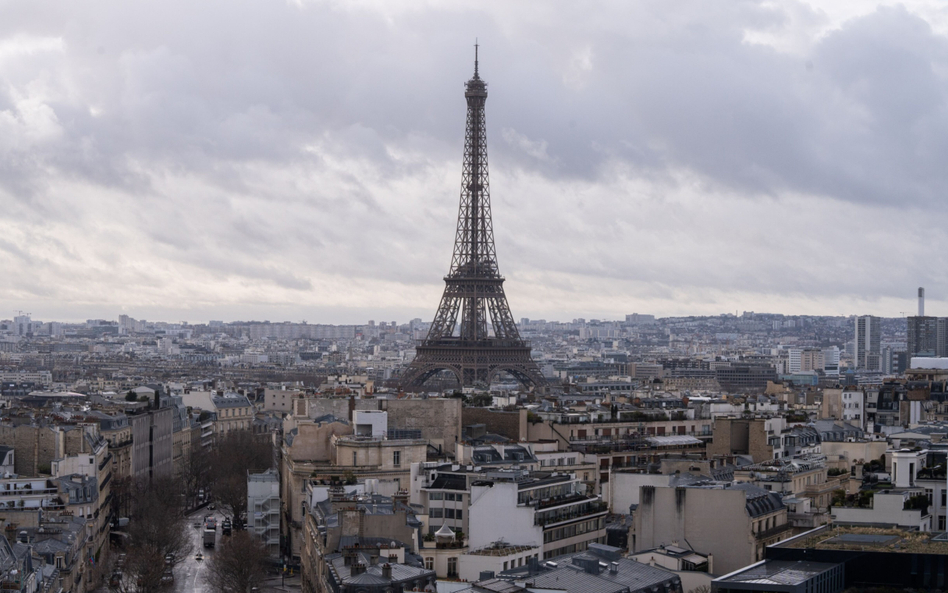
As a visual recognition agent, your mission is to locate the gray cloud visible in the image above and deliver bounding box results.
[1,1,948,322]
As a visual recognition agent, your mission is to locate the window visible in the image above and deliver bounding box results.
[429,492,443,500]
[445,492,456,501]
[430,508,443,518]
[447,557,457,577]
[456,510,462,520]
[393,451,401,467]
[445,509,455,519]
[352,452,357,466]
[425,557,433,570]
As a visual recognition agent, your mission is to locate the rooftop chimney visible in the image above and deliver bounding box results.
[919,287,926,317]
[381,563,392,580]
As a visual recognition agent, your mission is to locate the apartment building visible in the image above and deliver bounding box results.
[467,470,608,560]
[634,482,792,575]
[247,468,280,557]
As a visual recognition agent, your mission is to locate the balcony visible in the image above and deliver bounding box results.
[534,498,607,527]
[98,453,114,471]
[754,523,793,542]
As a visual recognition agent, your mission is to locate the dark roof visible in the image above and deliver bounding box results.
[429,473,467,491]
[715,559,841,585]
[731,483,786,517]
[502,545,680,593]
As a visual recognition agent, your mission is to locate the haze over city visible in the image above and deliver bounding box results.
[3,0,948,323]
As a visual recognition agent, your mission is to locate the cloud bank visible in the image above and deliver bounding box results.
[1,0,948,322]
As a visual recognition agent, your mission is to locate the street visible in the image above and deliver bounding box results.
[172,507,221,593]
[94,507,301,593]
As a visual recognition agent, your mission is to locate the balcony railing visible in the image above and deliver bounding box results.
[534,499,608,527]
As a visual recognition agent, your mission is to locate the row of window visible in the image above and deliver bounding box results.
[539,457,577,467]
[503,554,539,571]
[430,508,462,519]
[543,518,604,543]
[542,536,606,559]
[428,492,463,501]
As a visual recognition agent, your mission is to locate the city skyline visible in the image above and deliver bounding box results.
[3,1,948,323]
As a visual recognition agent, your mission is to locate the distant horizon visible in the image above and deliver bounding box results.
[7,309,919,327]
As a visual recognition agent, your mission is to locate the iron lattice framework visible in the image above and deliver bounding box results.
[399,51,545,390]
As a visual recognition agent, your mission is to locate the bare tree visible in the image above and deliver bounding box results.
[209,430,272,527]
[109,545,166,593]
[204,531,269,593]
[127,477,193,571]
[183,439,213,505]
[110,475,134,520]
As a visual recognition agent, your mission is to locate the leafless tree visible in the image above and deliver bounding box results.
[183,439,213,505]
[210,429,272,527]
[127,477,193,570]
[204,531,269,593]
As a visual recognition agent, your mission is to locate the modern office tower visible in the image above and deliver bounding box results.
[907,315,938,357]
[822,346,840,376]
[855,315,882,371]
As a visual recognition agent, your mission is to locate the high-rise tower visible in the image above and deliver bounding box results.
[399,50,545,390]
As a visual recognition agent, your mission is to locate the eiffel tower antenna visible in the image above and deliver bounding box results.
[474,39,479,78]
[399,50,545,391]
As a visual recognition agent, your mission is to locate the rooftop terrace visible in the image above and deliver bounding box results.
[777,525,948,555]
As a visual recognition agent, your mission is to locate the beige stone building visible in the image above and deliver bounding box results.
[90,411,133,480]
[633,482,792,574]
[213,393,255,436]
[707,417,776,463]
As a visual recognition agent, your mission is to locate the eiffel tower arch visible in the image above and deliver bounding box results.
[399,48,545,391]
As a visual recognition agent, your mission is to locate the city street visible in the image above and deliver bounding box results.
[93,508,300,593]
[172,508,221,593]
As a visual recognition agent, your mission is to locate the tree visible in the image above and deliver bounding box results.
[111,477,192,593]
[110,475,134,520]
[183,439,213,506]
[125,391,138,402]
[468,393,492,407]
[204,531,269,593]
[209,430,273,527]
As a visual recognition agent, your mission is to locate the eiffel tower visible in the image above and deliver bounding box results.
[399,48,545,391]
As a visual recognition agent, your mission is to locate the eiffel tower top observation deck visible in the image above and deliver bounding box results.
[399,47,545,390]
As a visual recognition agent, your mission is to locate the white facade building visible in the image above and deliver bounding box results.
[841,390,865,430]
[247,468,280,557]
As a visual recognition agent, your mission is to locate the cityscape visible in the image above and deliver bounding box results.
[4,2,948,593]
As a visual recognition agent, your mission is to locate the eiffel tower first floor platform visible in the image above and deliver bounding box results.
[398,339,546,391]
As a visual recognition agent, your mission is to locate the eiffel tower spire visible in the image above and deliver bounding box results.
[399,50,545,390]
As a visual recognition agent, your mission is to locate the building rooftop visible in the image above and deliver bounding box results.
[499,544,680,593]
[777,525,948,555]
[715,559,840,586]
[467,542,539,557]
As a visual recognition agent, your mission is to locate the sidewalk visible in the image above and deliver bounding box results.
[259,574,302,592]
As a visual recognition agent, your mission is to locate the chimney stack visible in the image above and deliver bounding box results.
[919,287,926,316]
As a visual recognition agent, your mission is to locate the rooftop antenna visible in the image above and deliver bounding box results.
[474,39,479,78]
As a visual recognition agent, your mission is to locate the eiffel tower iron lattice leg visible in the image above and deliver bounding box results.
[399,48,545,391]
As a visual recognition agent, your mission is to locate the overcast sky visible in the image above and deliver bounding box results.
[2,0,948,324]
